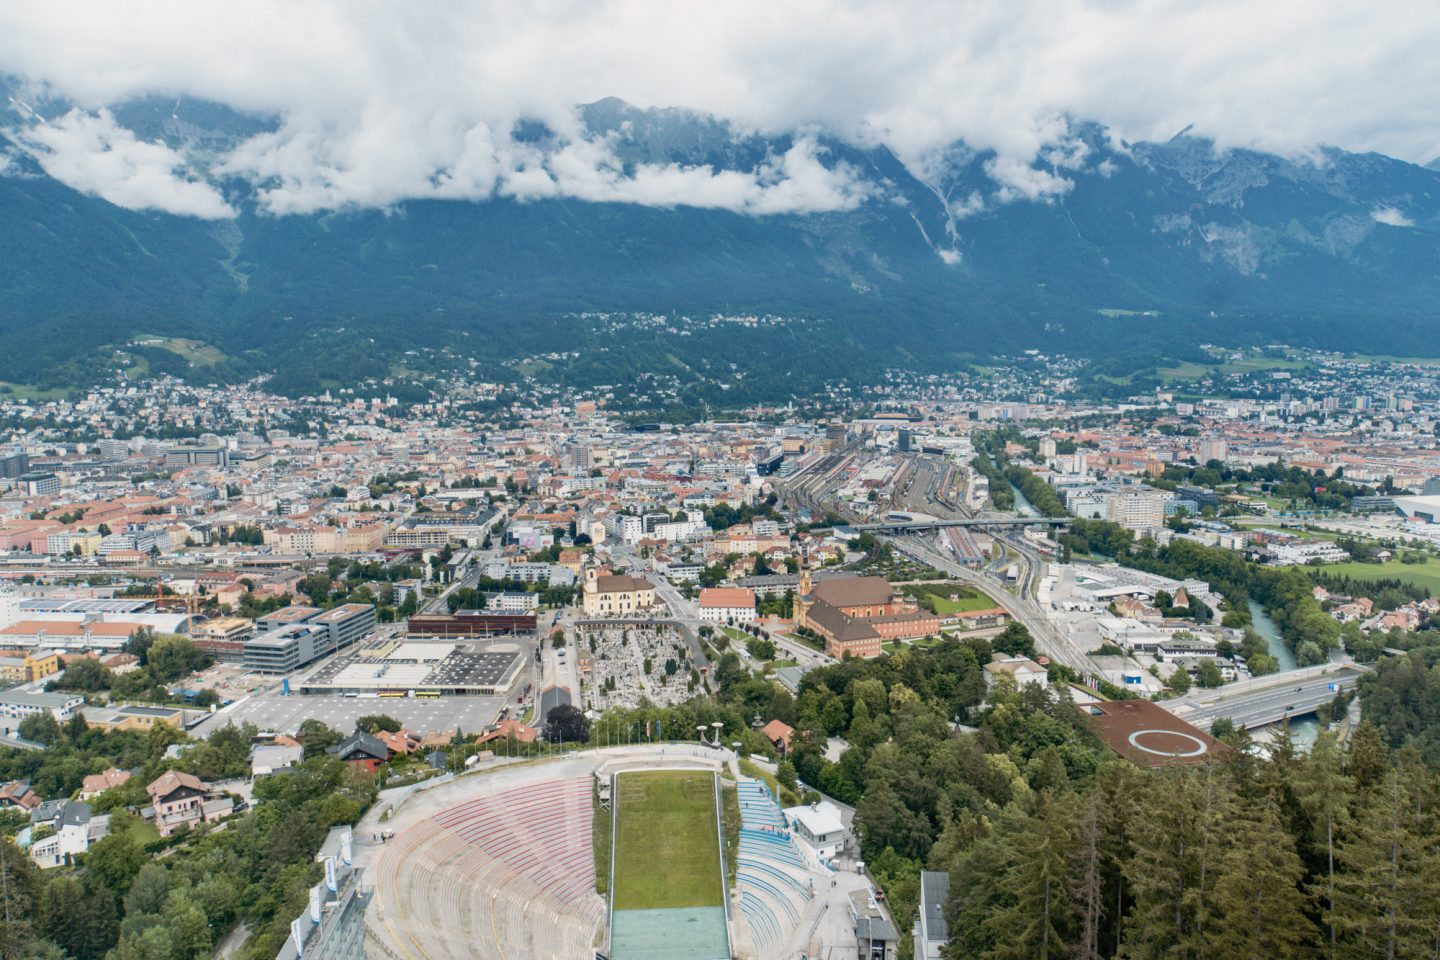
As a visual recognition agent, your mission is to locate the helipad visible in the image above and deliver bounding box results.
[1083,698,1226,767]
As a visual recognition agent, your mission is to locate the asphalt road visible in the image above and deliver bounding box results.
[1167,670,1361,729]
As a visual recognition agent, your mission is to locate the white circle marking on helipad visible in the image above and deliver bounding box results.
[1127,729,1209,757]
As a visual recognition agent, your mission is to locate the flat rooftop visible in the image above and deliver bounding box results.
[1082,699,1227,768]
[299,641,522,693]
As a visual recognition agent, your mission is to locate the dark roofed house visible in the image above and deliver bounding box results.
[914,870,950,959]
[328,730,390,772]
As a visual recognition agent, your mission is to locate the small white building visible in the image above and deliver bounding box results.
[784,801,846,860]
[483,591,540,613]
[983,654,1050,691]
[0,690,84,735]
[698,587,757,624]
[24,800,109,868]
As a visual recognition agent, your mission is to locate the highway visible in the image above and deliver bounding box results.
[780,449,1377,733]
[1161,664,1365,730]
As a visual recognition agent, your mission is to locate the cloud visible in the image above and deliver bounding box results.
[219,115,870,216]
[0,1,1438,216]
[1372,206,1415,227]
[11,107,234,218]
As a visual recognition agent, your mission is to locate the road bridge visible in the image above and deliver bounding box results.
[850,517,1070,532]
[1162,665,1365,730]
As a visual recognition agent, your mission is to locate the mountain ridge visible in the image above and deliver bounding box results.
[1,87,1438,396]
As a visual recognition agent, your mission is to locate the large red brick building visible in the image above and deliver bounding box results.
[794,570,940,659]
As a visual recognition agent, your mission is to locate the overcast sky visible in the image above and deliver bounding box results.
[2,0,1438,219]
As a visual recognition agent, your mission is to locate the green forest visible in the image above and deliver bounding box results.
[0,718,376,960]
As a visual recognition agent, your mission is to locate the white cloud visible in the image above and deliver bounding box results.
[0,1,1437,216]
[11,107,234,218]
[1372,205,1415,227]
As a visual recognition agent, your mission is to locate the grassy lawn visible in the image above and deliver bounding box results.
[0,381,72,401]
[903,582,1000,615]
[593,785,613,895]
[738,757,799,807]
[1158,352,1310,381]
[131,335,228,365]
[1312,559,1440,595]
[110,813,160,849]
[613,771,722,910]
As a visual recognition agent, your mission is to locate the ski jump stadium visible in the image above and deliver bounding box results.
[357,745,836,960]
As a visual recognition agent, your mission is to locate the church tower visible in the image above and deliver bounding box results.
[794,554,813,629]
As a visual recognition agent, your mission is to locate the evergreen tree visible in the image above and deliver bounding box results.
[983,792,1075,959]
[1294,732,1352,956]
[1203,800,1315,959]
[1328,769,1440,958]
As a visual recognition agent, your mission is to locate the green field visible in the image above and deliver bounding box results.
[612,771,723,910]
[131,335,229,366]
[904,582,1001,616]
[0,381,73,401]
[1313,559,1440,595]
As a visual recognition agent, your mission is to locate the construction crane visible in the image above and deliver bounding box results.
[118,577,203,617]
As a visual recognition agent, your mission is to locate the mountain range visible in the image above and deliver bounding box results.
[3,81,1439,399]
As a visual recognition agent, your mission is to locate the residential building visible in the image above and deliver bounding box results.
[1106,488,1165,533]
[482,592,539,613]
[26,799,109,868]
[0,689,84,735]
[760,718,794,755]
[698,587,757,624]
[983,654,1050,691]
[146,770,232,837]
[328,731,390,773]
[80,767,132,800]
[17,472,60,496]
[0,779,40,811]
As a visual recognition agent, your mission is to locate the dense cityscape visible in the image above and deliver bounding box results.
[0,344,1438,958]
[5,3,1440,959]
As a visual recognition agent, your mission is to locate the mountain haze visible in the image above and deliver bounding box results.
[3,88,1439,395]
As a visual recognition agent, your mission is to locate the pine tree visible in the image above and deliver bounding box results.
[983,791,1075,960]
[1094,762,1145,956]
[1070,792,1105,960]
[1294,731,1352,957]
[1345,721,1387,791]
[1328,769,1440,958]
[1120,770,1207,960]
[1203,800,1316,959]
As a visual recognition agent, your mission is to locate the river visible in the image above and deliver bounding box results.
[1009,482,1040,518]
[1246,599,1319,749]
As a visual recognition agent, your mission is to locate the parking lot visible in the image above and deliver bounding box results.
[190,691,508,738]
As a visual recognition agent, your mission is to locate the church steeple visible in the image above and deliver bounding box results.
[795,550,813,630]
